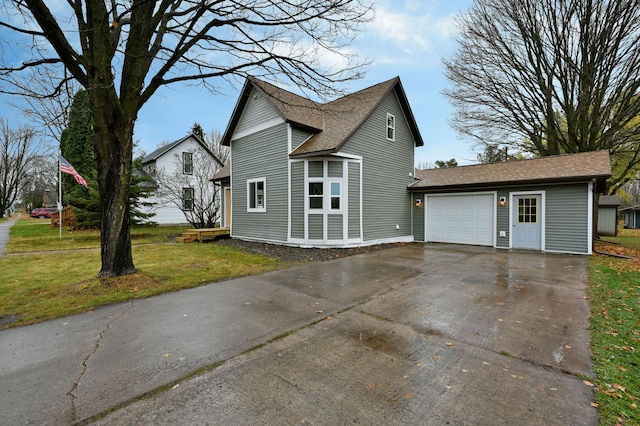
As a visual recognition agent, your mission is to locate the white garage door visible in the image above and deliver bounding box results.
[426,194,494,246]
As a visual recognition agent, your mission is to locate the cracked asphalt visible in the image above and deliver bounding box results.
[0,244,597,425]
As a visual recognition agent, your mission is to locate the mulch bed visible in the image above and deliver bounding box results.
[212,238,411,263]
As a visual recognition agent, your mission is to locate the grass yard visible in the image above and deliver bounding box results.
[5,217,185,253]
[0,218,288,328]
[589,233,640,425]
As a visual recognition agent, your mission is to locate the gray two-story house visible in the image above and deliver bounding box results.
[214,76,423,247]
[214,77,612,255]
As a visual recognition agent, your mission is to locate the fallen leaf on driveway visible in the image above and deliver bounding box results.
[590,402,599,408]
[316,310,324,314]
[583,380,594,387]
[163,353,170,357]
[445,342,453,347]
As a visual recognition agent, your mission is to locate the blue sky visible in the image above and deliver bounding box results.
[0,0,475,166]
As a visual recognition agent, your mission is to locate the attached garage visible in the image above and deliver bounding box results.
[409,151,612,255]
[425,193,495,246]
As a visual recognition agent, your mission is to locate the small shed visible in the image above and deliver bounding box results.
[597,195,621,236]
[622,205,640,229]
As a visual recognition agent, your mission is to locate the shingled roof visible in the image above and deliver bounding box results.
[142,133,224,168]
[409,150,611,191]
[221,76,423,156]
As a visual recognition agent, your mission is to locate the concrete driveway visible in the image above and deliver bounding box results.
[0,244,596,425]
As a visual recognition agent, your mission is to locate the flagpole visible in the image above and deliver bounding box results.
[58,153,62,239]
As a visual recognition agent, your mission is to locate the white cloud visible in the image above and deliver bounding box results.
[366,2,458,54]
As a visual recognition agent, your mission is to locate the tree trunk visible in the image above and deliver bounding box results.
[91,99,136,278]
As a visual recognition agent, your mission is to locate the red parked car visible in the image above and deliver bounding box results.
[30,207,58,219]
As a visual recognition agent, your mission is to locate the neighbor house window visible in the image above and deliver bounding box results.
[182,187,194,211]
[386,113,395,141]
[247,178,266,212]
[182,152,193,175]
[517,197,538,223]
[309,182,323,209]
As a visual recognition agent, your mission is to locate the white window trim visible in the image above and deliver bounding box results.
[386,113,396,141]
[247,177,266,212]
[182,152,193,175]
[182,187,194,211]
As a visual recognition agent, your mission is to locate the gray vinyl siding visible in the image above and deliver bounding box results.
[308,214,323,239]
[231,123,289,242]
[308,161,323,178]
[328,214,343,239]
[348,162,361,239]
[328,161,343,178]
[546,184,589,253]
[235,88,282,136]
[340,90,415,242]
[411,193,424,241]
[290,161,304,239]
[496,189,510,248]
[597,207,617,236]
[292,128,313,151]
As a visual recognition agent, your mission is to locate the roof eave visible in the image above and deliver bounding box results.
[289,148,337,159]
[408,175,611,192]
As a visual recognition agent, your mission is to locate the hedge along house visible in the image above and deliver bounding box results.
[408,151,612,255]
[214,76,423,247]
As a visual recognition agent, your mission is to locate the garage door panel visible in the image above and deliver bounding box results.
[426,194,494,246]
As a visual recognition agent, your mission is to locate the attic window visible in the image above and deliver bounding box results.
[182,152,193,174]
[386,113,395,141]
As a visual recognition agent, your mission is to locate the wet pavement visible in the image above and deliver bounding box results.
[0,244,597,425]
[0,215,18,256]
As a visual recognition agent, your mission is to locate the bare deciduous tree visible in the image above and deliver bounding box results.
[0,119,40,217]
[0,1,371,277]
[443,0,640,192]
[154,145,224,229]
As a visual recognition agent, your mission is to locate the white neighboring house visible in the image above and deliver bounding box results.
[141,133,224,225]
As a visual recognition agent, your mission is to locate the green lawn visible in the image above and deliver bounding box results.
[600,228,640,251]
[5,218,185,253]
[0,218,289,328]
[589,250,640,424]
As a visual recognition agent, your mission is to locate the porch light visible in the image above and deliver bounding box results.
[415,198,422,208]
[499,196,507,207]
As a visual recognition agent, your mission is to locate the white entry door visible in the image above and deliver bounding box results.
[426,194,494,246]
[512,195,542,250]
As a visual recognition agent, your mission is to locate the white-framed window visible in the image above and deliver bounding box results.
[307,180,342,211]
[182,187,194,211]
[309,181,323,209]
[247,178,266,212]
[517,196,538,224]
[386,113,395,141]
[182,152,193,175]
[330,182,341,210]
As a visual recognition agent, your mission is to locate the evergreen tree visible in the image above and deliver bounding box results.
[60,89,99,227]
[191,122,205,141]
[60,90,155,228]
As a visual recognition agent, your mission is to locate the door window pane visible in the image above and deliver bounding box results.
[517,197,538,223]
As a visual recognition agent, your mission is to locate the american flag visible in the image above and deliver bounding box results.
[60,156,88,188]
